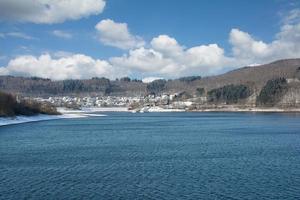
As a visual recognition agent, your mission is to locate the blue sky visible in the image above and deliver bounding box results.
[0,0,300,80]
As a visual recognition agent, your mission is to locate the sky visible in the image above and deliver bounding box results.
[0,0,300,81]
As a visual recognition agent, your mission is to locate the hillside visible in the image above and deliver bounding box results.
[161,59,300,94]
[0,58,300,98]
[196,59,300,90]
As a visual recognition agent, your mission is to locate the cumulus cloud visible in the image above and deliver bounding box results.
[150,35,183,57]
[52,30,72,39]
[95,19,145,49]
[229,24,300,66]
[110,47,180,74]
[0,0,106,24]
[1,10,300,80]
[0,54,123,80]
[111,35,229,77]
[229,29,270,62]
[185,44,229,70]
[227,8,300,66]
[112,15,300,78]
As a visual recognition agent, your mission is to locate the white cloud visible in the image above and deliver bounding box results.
[95,19,145,49]
[185,44,228,69]
[111,35,229,77]
[0,32,35,40]
[1,10,300,80]
[110,47,179,73]
[112,17,300,78]
[282,8,300,25]
[0,54,124,80]
[229,29,270,62]
[229,23,300,66]
[142,77,164,83]
[52,30,72,39]
[227,9,300,66]
[0,0,106,24]
[150,35,183,57]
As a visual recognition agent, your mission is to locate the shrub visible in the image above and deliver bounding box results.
[14,100,59,116]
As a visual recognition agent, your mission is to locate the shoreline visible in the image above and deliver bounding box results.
[0,109,107,127]
[190,107,300,113]
[57,107,129,113]
[59,106,300,113]
[130,105,300,113]
[2,106,300,127]
[0,107,129,127]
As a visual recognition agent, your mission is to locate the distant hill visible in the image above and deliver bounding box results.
[197,59,300,90]
[0,76,147,97]
[161,59,300,94]
[0,58,300,98]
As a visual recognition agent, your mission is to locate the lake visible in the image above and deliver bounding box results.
[1,112,300,199]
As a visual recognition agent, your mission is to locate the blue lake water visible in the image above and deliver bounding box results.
[1,112,300,199]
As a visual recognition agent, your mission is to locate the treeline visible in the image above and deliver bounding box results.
[146,76,202,95]
[204,77,291,106]
[0,91,59,117]
[178,76,201,83]
[0,76,113,95]
[62,78,111,93]
[256,77,288,106]
[116,77,142,82]
[0,76,149,96]
[207,84,252,104]
[0,75,205,96]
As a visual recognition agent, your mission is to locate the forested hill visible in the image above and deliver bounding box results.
[0,58,300,97]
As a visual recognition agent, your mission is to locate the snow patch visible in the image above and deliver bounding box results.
[0,108,108,127]
[0,114,82,126]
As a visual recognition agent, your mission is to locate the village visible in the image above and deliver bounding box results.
[31,93,208,112]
